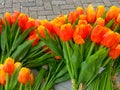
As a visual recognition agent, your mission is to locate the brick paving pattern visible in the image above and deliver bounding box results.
[0,0,120,20]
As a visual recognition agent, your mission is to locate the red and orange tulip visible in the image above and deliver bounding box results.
[0,69,6,85]
[101,31,120,49]
[59,23,74,41]
[91,25,110,44]
[3,57,15,75]
[86,4,96,23]
[109,44,120,59]
[96,6,106,18]
[95,17,105,26]
[18,67,31,84]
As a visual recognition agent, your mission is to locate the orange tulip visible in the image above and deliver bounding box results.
[86,4,96,23]
[24,18,36,30]
[11,11,20,24]
[37,25,46,38]
[0,64,3,70]
[30,73,34,85]
[4,12,12,25]
[116,13,120,24]
[77,20,87,25]
[3,57,15,75]
[91,25,110,44]
[109,44,120,59]
[73,34,84,44]
[101,31,120,49]
[68,11,77,24]
[59,23,74,41]
[95,17,105,26]
[74,24,91,39]
[79,14,87,20]
[76,7,84,17]
[14,62,22,70]
[96,6,106,18]
[106,6,120,23]
[0,69,6,85]
[18,67,31,84]
[28,30,39,46]
[18,13,28,31]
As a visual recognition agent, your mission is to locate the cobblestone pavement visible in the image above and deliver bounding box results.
[0,0,120,20]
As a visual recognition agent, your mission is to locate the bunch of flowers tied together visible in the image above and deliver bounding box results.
[0,4,120,90]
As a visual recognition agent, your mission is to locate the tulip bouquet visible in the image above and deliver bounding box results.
[39,5,120,90]
[0,57,47,90]
[0,12,56,68]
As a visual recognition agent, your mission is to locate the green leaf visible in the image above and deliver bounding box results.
[11,26,37,52]
[106,19,114,28]
[24,82,31,90]
[78,48,106,84]
[11,40,33,61]
[32,68,46,90]
[9,66,21,90]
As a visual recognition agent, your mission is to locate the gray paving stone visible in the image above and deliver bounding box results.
[111,2,120,7]
[36,0,43,6]
[21,2,35,7]
[73,0,83,7]
[13,3,21,11]
[5,0,12,8]
[61,10,70,15]
[95,0,103,2]
[0,8,5,14]
[103,0,112,6]
[38,15,47,20]
[38,10,53,15]
[44,2,52,10]
[47,15,58,20]
[29,11,38,19]
[29,6,44,11]
[21,7,29,14]
[0,0,4,4]
[66,0,74,4]
[0,4,4,8]
[52,0,66,5]
[92,2,105,7]
[81,0,94,4]
[52,5,61,14]
[60,4,75,10]
[5,8,13,13]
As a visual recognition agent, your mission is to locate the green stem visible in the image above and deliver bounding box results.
[80,44,84,61]
[103,57,112,67]
[86,42,95,58]
[5,73,9,90]
[19,83,23,90]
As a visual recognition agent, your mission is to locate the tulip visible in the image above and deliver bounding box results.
[0,64,3,70]
[86,4,96,23]
[37,25,46,38]
[24,18,36,30]
[106,6,120,23]
[68,11,77,24]
[116,13,120,24]
[4,12,12,25]
[14,62,22,70]
[28,30,39,46]
[11,11,20,24]
[30,73,34,85]
[18,67,31,84]
[96,6,106,18]
[79,14,87,20]
[59,23,74,41]
[3,57,15,75]
[95,17,105,26]
[73,34,84,44]
[76,7,84,17]
[18,13,28,31]
[0,69,6,85]
[91,25,110,44]
[74,24,91,39]
[101,31,120,49]
[109,44,120,59]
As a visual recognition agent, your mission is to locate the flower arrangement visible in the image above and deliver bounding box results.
[0,4,120,90]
